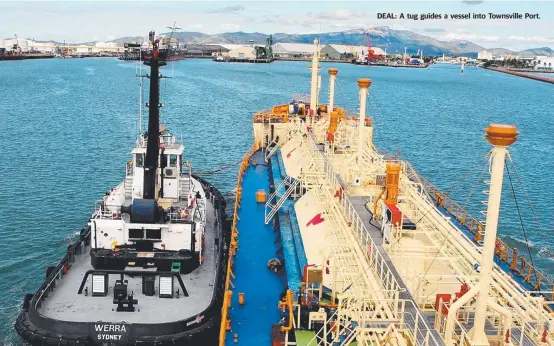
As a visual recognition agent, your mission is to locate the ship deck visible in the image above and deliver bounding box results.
[348,195,445,344]
[225,150,286,346]
[37,196,219,323]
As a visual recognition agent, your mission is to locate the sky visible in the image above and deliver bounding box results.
[1,1,553,51]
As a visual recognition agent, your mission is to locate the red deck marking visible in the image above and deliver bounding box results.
[286,147,297,159]
[306,213,325,227]
[334,189,341,199]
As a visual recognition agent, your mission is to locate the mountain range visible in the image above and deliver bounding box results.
[47,26,554,57]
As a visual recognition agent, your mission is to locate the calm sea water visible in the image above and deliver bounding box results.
[0,58,552,343]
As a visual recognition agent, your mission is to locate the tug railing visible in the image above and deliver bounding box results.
[218,145,255,346]
[404,164,554,302]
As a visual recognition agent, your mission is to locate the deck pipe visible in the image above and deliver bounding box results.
[471,124,518,345]
[328,68,338,113]
[357,78,371,164]
[309,38,320,129]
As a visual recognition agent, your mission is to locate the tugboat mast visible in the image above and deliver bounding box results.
[143,30,167,199]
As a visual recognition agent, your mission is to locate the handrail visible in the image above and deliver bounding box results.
[300,125,403,298]
[32,227,90,310]
[279,289,294,332]
[218,145,255,346]
[405,164,554,302]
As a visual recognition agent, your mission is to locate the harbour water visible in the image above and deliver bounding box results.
[0,58,552,344]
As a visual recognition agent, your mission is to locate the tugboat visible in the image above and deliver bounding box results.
[15,31,229,345]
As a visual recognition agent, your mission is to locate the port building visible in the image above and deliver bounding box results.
[229,45,258,59]
[478,50,493,60]
[183,44,229,57]
[0,37,125,54]
[321,44,385,60]
[272,43,316,58]
[531,56,554,71]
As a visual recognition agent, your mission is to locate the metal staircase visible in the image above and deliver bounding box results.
[264,176,299,224]
[124,175,133,198]
[265,139,281,162]
[180,175,191,200]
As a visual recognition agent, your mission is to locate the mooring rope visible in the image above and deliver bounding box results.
[193,159,243,175]
[506,162,538,284]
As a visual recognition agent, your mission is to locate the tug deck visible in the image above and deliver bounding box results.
[37,195,219,323]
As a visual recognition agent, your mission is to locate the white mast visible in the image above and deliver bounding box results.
[328,68,338,112]
[470,124,519,345]
[309,37,320,128]
[357,78,371,163]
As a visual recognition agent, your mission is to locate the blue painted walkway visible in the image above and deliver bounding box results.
[226,150,285,346]
[270,150,305,293]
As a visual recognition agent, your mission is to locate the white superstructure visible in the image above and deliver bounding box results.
[91,129,205,255]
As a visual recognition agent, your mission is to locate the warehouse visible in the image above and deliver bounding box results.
[321,44,368,60]
[182,44,229,57]
[272,43,316,58]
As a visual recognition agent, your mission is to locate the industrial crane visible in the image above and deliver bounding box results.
[365,31,384,63]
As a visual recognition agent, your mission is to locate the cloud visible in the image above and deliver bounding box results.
[268,10,367,27]
[441,32,500,41]
[462,0,484,4]
[187,24,203,29]
[207,5,244,14]
[423,28,445,33]
[314,10,367,21]
[506,35,554,42]
[221,23,240,31]
[441,32,554,44]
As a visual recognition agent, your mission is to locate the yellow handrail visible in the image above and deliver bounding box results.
[218,145,256,346]
[405,165,554,301]
[278,289,294,332]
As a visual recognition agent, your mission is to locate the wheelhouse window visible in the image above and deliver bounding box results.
[169,154,178,167]
[136,153,145,167]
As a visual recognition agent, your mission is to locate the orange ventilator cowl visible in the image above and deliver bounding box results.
[385,162,401,205]
[485,124,519,147]
[357,78,372,88]
[328,68,339,76]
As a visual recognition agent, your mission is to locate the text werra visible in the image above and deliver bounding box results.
[94,324,127,332]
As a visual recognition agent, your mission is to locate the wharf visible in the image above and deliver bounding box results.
[274,57,351,63]
[487,67,554,84]
[355,61,430,68]
[0,54,54,61]
[227,58,274,63]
